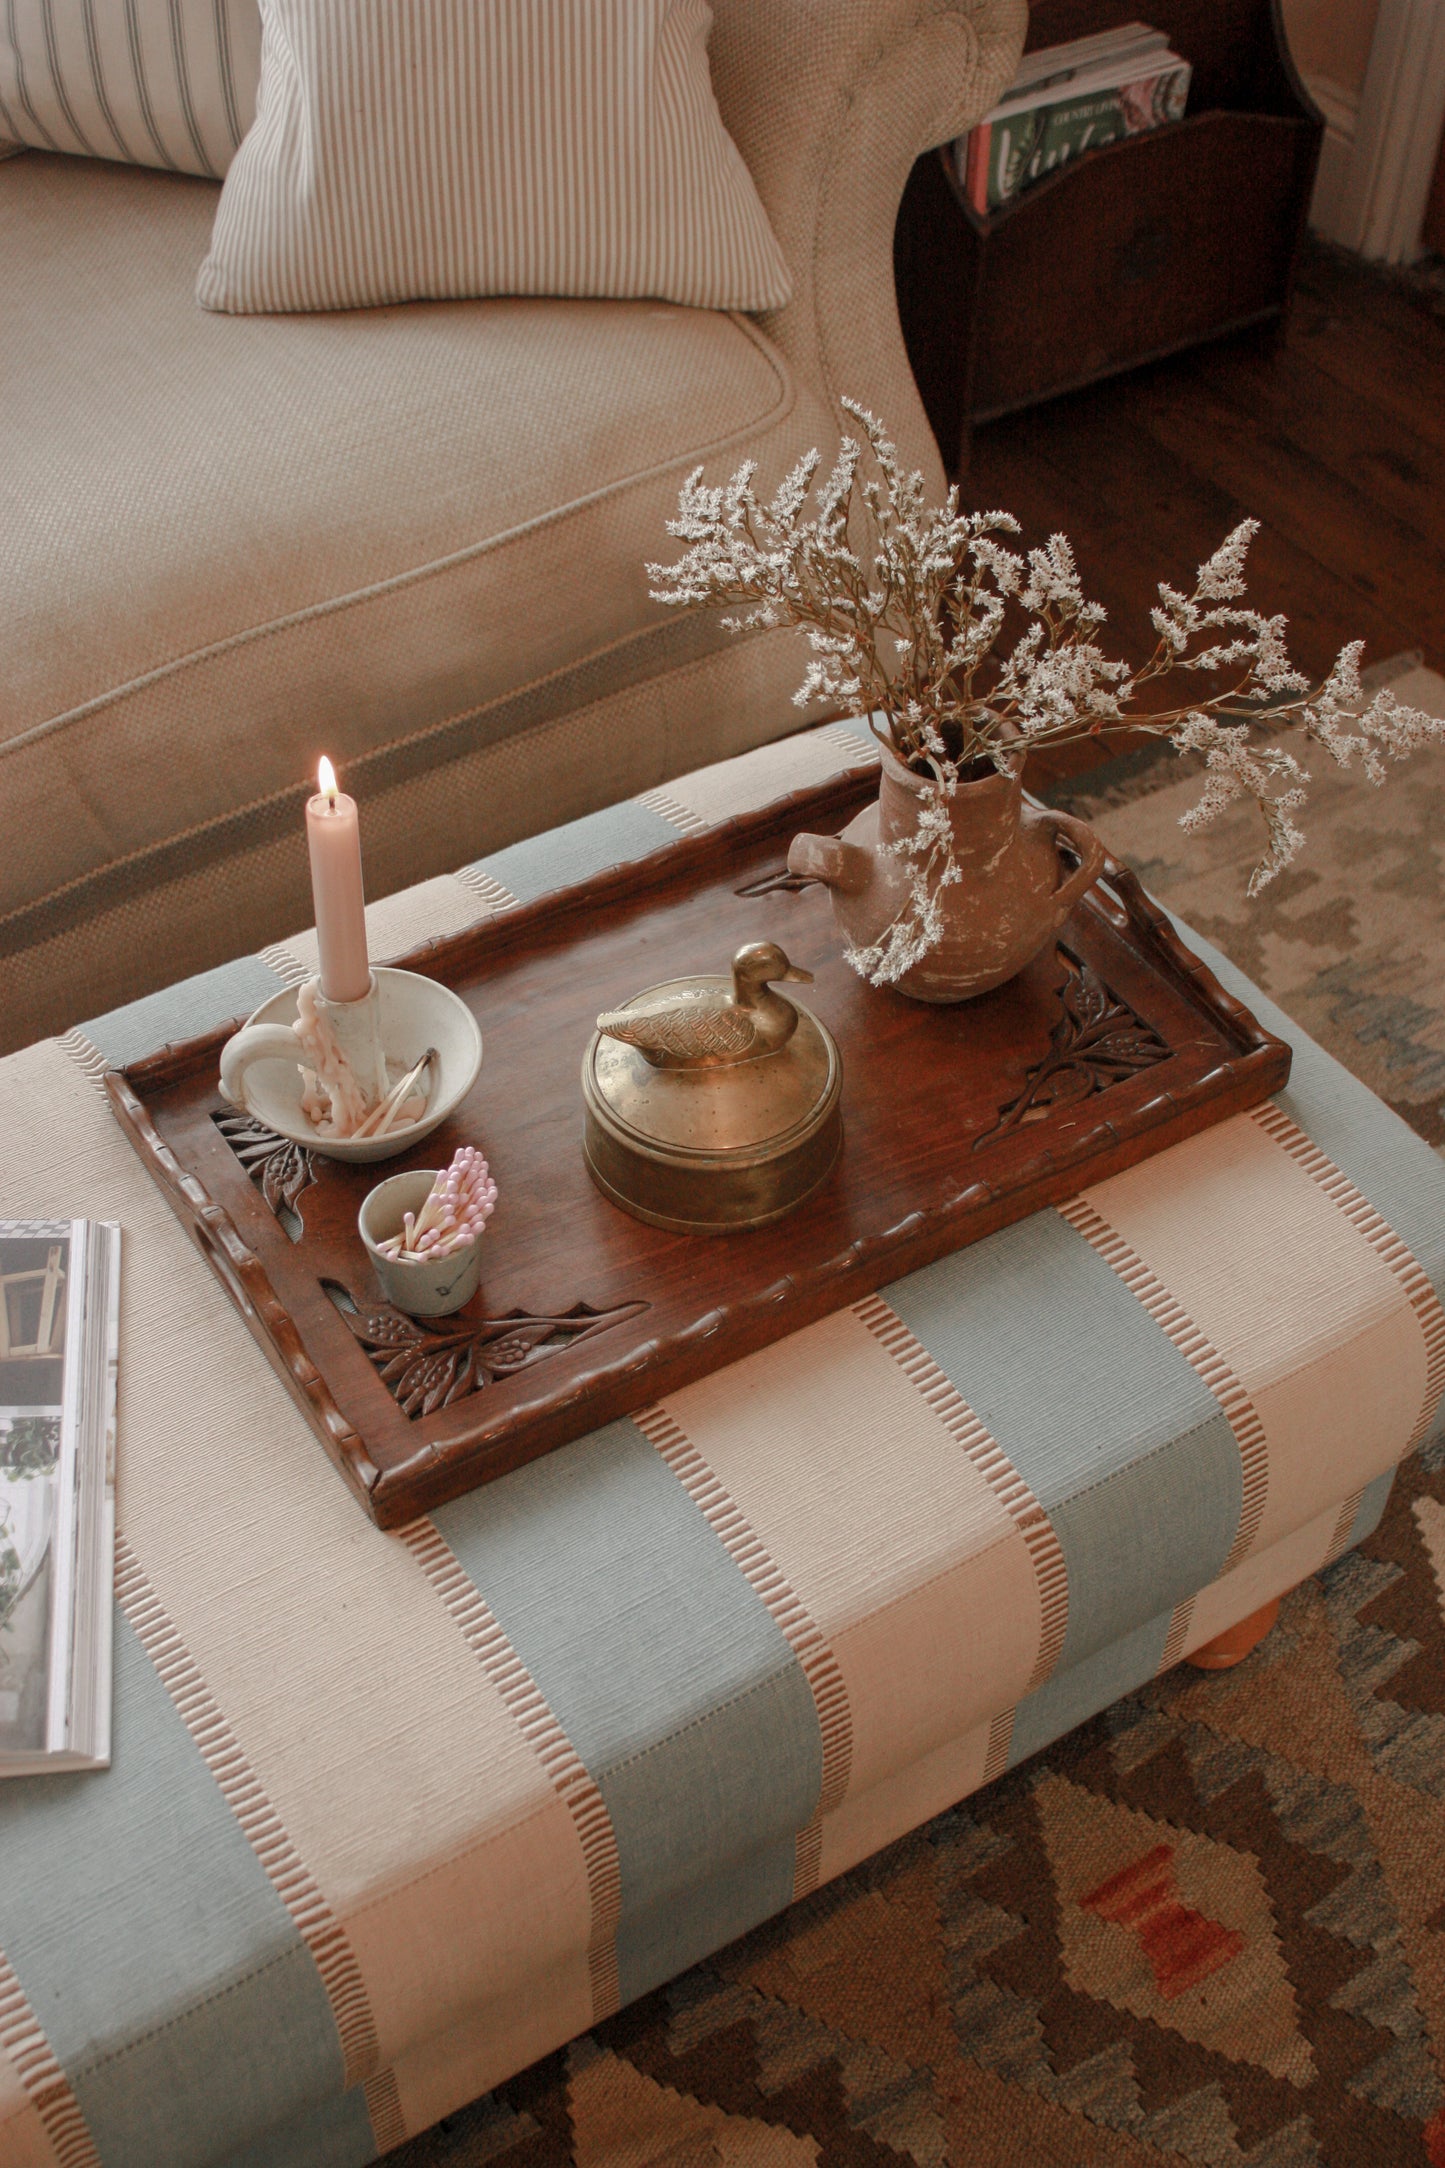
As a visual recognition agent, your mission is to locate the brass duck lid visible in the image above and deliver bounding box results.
[582,940,843,1233]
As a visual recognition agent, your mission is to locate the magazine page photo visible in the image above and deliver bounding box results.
[0,1229,67,1757]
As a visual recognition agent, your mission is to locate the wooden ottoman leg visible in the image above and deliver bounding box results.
[1186,1596,1282,1670]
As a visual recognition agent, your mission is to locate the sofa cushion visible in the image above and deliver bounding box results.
[0,0,260,176]
[198,0,791,315]
[0,151,834,1033]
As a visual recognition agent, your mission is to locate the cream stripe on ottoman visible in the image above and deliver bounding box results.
[0,721,1440,2164]
[196,0,792,313]
[394,1518,625,2023]
[1248,1097,1445,1450]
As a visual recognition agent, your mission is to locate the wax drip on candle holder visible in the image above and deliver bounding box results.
[377,1148,498,1261]
[294,979,373,1134]
[292,978,433,1140]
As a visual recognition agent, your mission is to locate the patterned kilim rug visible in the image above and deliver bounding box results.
[390,664,1445,2168]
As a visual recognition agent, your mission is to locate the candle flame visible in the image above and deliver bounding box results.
[317,756,338,805]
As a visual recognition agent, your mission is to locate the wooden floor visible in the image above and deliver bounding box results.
[960,242,1445,790]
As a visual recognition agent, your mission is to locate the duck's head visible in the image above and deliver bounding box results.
[732,941,812,1001]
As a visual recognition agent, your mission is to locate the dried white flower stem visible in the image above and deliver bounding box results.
[647,402,1443,982]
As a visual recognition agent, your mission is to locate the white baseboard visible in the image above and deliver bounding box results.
[1306,0,1445,262]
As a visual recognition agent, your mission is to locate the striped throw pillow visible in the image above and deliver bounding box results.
[0,0,261,178]
[196,0,792,314]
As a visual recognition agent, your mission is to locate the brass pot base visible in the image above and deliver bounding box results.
[582,1113,842,1234]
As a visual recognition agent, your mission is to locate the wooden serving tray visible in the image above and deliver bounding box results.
[107,767,1290,1527]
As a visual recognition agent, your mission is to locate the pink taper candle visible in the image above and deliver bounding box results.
[306,757,371,1003]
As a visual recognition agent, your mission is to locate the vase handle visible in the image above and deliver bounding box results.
[1041,809,1108,921]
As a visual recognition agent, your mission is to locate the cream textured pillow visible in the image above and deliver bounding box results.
[0,0,261,178]
[197,0,792,314]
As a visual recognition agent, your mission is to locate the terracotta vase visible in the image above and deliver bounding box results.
[787,743,1108,1003]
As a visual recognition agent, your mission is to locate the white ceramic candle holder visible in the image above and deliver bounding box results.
[218,967,483,1164]
[359,1168,483,1317]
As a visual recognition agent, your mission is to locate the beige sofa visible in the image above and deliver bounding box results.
[0,0,1023,1054]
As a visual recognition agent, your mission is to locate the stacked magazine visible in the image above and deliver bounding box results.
[956,23,1192,215]
[0,1221,118,1775]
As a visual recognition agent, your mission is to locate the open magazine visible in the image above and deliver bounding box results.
[0,1221,118,1775]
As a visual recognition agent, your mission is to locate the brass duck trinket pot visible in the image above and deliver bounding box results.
[582,941,842,1233]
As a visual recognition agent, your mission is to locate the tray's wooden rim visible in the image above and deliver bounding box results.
[105,763,1290,1525]
[106,1063,385,1504]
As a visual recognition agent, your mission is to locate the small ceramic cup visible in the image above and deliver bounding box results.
[358,1169,482,1318]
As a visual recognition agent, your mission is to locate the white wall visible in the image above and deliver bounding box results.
[1282,0,1381,97]
[1286,0,1445,261]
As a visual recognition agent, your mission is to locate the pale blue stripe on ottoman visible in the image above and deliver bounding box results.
[882,1211,1243,1667]
[1007,1609,1174,1770]
[467,801,680,908]
[618,1845,805,2003]
[217,2090,376,2168]
[1348,1466,1397,1550]
[0,1619,346,2168]
[1008,1462,1398,1773]
[432,1418,822,2004]
[83,955,288,1069]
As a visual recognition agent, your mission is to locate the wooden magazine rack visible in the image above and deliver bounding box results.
[894,0,1325,470]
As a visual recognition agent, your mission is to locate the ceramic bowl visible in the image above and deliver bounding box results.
[218,967,482,1164]
[358,1168,483,1316]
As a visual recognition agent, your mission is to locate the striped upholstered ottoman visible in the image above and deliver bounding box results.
[0,719,1441,2167]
